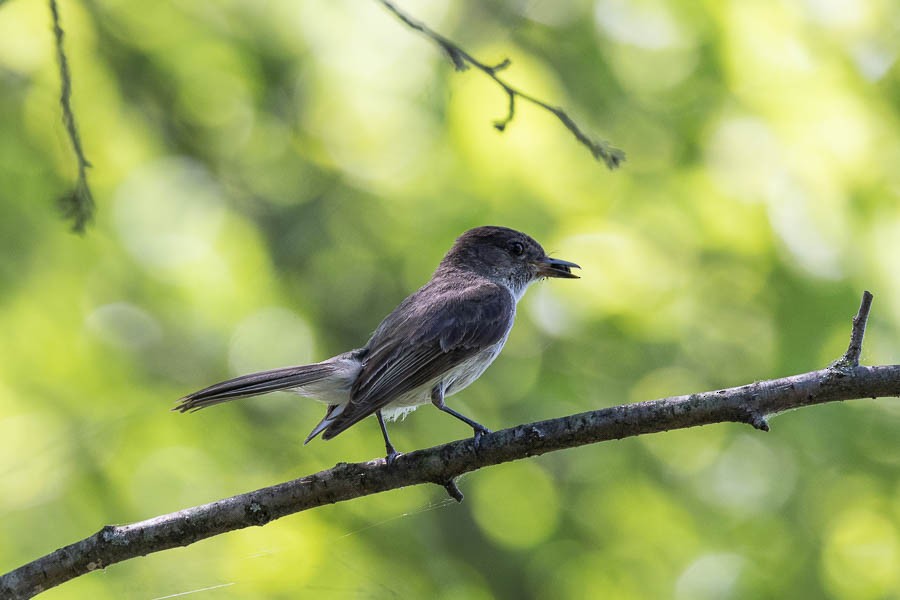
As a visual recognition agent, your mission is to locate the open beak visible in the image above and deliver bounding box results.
[534,256,581,279]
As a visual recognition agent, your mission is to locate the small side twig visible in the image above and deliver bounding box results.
[50,0,94,233]
[746,412,770,432]
[377,0,625,169]
[834,290,874,368]
[441,478,465,502]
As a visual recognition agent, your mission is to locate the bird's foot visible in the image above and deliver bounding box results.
[385,447,401,466]
[472,425,492,449]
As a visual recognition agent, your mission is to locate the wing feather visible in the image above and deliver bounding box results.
[320,280,514,439]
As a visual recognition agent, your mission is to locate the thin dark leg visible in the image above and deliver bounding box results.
[376,410,400,465]
[431,386,491,444]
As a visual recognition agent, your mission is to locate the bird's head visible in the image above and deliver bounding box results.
[441,226,580,297]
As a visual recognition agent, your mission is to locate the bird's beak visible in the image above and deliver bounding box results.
[534,256,581,279]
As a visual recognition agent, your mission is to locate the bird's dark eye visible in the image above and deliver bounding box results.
[509,241,525,256]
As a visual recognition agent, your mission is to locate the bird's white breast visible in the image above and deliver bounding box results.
[381,320,514,421]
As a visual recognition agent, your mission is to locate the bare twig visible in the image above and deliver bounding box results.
[834,290,873,368]
[49,0,94,233]
[442,478,465,502]
[2,293,897,598]
[377,0,625,169]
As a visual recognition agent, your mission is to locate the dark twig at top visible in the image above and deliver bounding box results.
[377,0,625,170]
[49,0,94,233]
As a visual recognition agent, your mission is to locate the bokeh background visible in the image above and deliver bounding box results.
[2,0,900,598]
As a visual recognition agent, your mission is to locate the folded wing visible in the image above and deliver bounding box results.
[319,281,514,440]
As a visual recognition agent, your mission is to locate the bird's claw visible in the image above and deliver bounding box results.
[473,426,492,449]
[385,448,401,466]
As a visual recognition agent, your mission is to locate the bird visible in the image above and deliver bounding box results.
[174,226,579,463]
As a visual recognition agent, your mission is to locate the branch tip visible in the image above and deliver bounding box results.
[57,183,94,234]
[597,145,626,169]
[835,290,874,368]
[749,414,770,431]
[487,58,511,73]
[493,89,516,132]
[441,479,464,502]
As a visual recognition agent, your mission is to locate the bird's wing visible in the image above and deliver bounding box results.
[320,281,514,439]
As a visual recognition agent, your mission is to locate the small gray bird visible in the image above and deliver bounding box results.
[175,226,579,462]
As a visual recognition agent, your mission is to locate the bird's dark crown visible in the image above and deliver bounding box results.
[438,226,546,287]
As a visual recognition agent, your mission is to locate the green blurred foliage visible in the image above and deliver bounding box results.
[1,0,899,597]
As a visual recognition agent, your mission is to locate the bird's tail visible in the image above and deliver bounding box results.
[173,363,339,413]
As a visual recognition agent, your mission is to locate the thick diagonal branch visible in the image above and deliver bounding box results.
[2,293,897,598]
[4,365,899,598]
[377,0,625,169]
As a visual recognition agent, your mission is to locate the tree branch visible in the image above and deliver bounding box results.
[834,290,873,368]
[2,292,897,598]
[376,0,625,169]
[49,0,95,233]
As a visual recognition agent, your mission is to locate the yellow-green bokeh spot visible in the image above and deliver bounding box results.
[470,461,560,549]
[821,508,900,600]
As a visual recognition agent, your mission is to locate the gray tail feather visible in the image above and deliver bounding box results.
[174,363,336,413]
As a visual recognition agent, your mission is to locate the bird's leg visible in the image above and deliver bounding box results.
[376,410,400,465]
[431,385,492,445]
